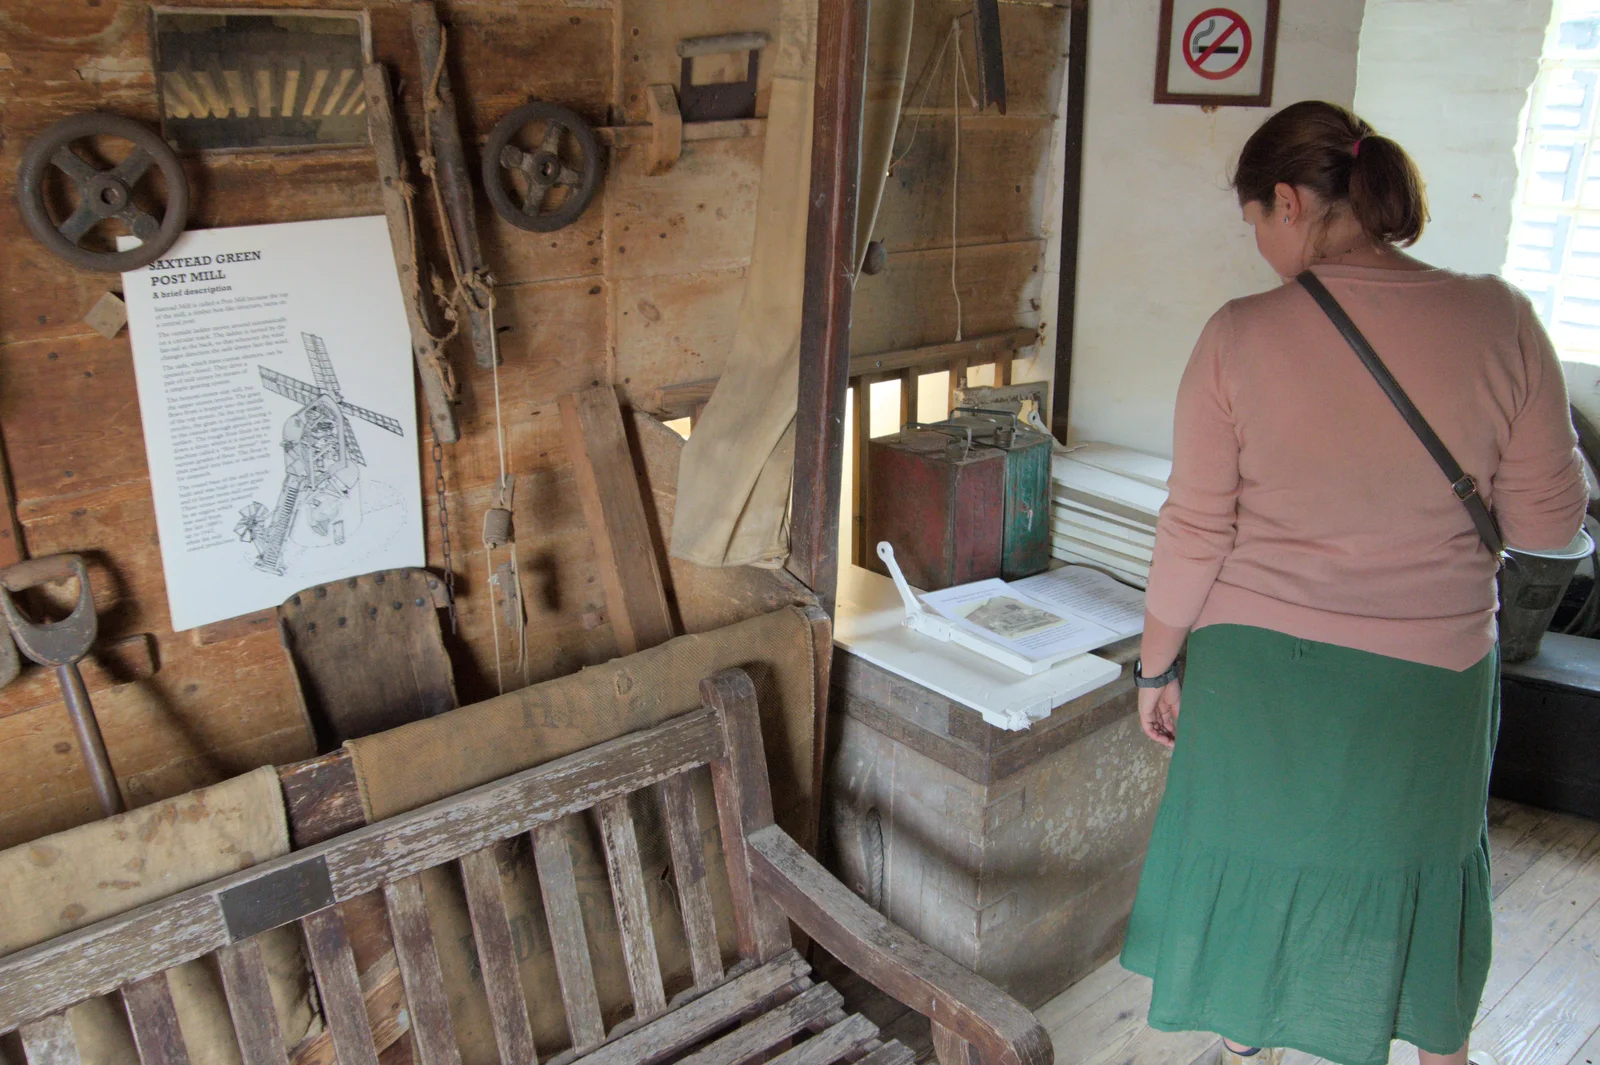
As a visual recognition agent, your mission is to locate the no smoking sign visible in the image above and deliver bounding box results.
[1156,0,1278,106]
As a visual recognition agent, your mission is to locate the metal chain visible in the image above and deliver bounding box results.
[432,441,457,633]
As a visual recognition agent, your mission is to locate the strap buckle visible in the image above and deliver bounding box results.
[1452,474,1479,501]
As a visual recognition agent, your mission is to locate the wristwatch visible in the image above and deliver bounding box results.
[1134,657,1179,688]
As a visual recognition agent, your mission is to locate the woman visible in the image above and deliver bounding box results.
[1120,101,1587,1065]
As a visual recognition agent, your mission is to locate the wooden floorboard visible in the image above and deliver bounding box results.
[1037,801,1600,1065]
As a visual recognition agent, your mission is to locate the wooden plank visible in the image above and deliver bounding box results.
[573,951,809,1065]
[899,371,918,430]
[1035,958,1136,1038]
[299,907,380,1065]
[532,821,607,1051]
[850,376,872,568]
[0,436,25,567]
[1052,0,1089,443]
[1472,898,1600,1065]
[789,0,869,610]
[854,1044,915,1065]
[947,359,967,413]
[659,773,724,990]
[704,670,792,964]
[20,1014,80,1065]
[644,85,683,176]
[747,826,1051,1065]
[598,795,669,1019]
[362,62,458,444]
[1489,800,1562,899]
[122,973,191,1065]
[850,243,1046,358]
[289,952,409,1065]
[458,847,538,1065]
[676,984,845,1065]
[383,876,462,1065]
[0,708,724,1032]
[559,385,676,656]
[410,2,495,371]
[0,633,159,724]
[1480,816,1600,1015]
[768,1015,879,1065]
[190,609,277,647]
[278,749,367,849]
[218,939,291,1065]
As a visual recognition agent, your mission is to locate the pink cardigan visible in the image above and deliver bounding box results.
[1146,264,1589,671]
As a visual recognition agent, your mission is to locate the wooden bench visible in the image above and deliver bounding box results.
[0,669,1051,1065]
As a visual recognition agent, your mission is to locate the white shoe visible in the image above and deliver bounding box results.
[1467,1053,1501,1065]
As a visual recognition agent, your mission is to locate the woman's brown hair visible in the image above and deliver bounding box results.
[1232,100,1427,247]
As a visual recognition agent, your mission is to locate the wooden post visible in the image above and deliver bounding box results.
[1050,0,1090,442]
[788,0,869,615]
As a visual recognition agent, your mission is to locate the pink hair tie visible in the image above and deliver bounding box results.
[1352,137,1364,158]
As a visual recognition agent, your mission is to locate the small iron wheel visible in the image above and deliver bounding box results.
[482,100,602,233]
[16,112,190,273]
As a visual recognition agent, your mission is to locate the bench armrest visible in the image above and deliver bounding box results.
[746,824,1052,1065]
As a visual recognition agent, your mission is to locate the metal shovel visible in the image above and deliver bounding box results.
[0,554,123,816]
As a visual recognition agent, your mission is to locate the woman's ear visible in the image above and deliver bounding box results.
[1275,182,1301,225]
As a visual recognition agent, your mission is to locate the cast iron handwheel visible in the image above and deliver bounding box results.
[482,101,602,233]
[16,112,190,273]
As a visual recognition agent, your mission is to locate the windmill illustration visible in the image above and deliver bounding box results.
[237,333,404,575]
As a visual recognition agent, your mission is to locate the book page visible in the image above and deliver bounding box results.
[1010,565,1146,638]
[920,580,1119,662]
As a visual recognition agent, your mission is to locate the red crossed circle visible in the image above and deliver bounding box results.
[1182,8,1252,81]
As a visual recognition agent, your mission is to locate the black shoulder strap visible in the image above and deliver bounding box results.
[1296,270,1507,560]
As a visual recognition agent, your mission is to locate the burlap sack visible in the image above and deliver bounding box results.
[344,606,818,1063]
[0,768,318,1065]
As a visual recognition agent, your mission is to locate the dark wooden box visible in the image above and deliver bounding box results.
[865,427,1006,591]
[1496,632,1600,820]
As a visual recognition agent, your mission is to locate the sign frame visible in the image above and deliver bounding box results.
[1154,0,1279,107]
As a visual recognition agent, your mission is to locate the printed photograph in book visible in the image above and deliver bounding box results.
[961,596,1067,639]
[121,216,424,631]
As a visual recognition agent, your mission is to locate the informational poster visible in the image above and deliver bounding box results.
[122,216,423,631]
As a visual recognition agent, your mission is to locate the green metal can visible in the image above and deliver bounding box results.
[947,409,1053,581]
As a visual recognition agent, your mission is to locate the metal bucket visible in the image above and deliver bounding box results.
[1499,527,1595,663]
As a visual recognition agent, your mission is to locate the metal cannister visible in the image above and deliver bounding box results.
[948,408,1053,581]
[865,423,1007,591]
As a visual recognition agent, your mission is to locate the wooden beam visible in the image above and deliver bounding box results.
[558,386,675,655]
[788,0,870,614]
[1050,0,1090,442]
[652,330,1038,421]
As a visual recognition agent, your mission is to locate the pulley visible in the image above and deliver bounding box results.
[17,113,190,273]
[482,101,602,233]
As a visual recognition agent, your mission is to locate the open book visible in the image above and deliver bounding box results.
[902,559,1146,675]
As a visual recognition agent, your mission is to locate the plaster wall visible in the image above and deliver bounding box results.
[1064,0,1367,457]
[1353,0,1551,276]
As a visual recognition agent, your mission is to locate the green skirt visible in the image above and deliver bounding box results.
[1120,625,1497,1065]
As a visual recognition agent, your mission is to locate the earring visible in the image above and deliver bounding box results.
[1283,216,1290,223]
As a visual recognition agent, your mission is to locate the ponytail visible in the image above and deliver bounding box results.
[1232,101,1428,248]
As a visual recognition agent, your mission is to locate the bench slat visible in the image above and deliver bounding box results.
[674,983,843,1065]
[459,847,538,1065]
[218,939,290,1065]
[533,822,606,1051]
[122,973,190,1065]
[766,1015,879,1065]
[20,1014,80,1065]
[658,774,723,990]
[300,908,380,1065]
[384,877,462,1065]
[597,796,667,1020]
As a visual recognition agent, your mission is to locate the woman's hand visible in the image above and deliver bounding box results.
[1139,679,1181,749]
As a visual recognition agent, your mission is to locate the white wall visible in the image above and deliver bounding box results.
[1064,1,1367,457]
[1353,0,1550,276]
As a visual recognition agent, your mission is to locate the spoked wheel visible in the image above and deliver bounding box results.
[16,112,190,273]
[482,100,602,233]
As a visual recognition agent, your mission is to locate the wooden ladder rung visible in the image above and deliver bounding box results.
[459,846,538,1065]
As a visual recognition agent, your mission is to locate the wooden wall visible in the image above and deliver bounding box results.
[0,0,1070,848]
